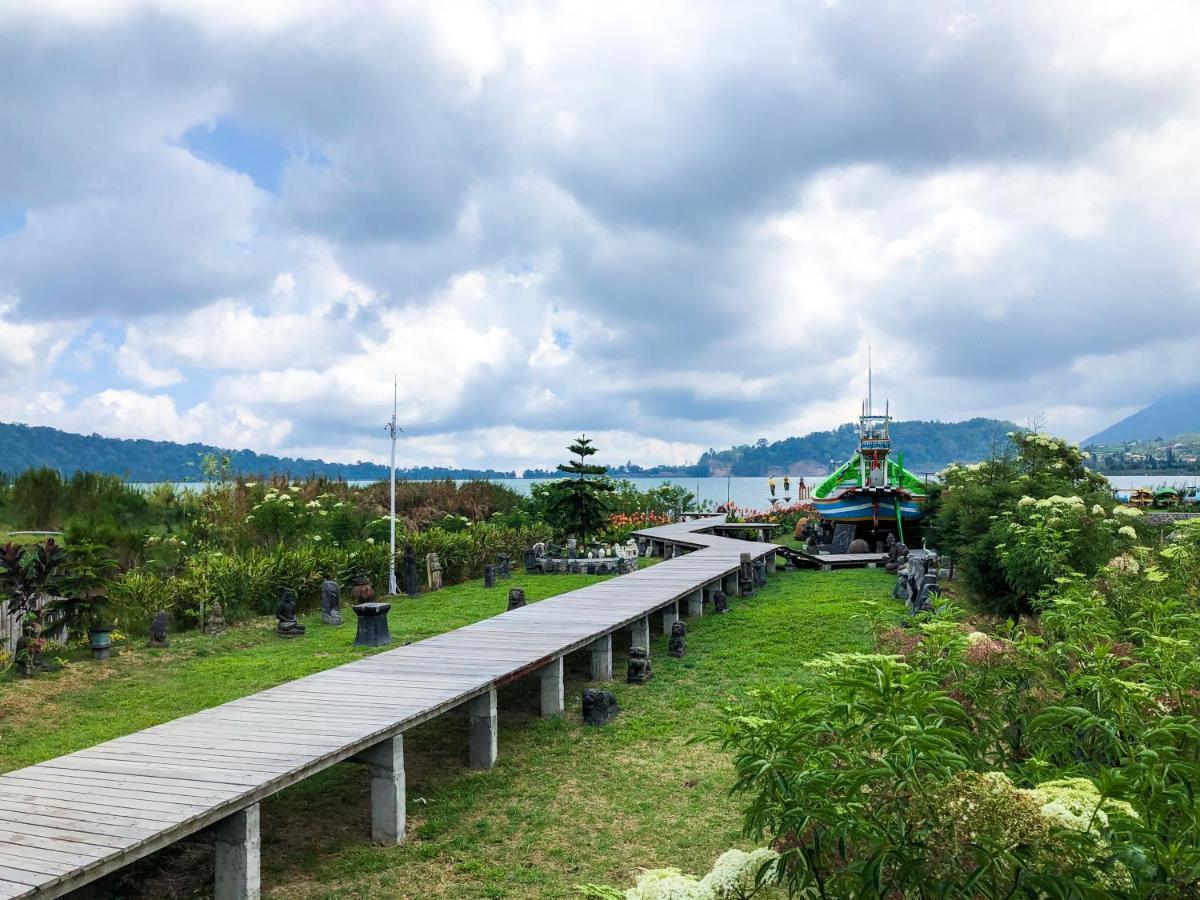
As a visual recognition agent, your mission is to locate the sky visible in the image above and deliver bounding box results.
[2,1,1199,471]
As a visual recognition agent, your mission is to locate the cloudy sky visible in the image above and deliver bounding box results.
[2,1,1198,470]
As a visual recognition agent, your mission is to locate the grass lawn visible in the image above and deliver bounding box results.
[0,564,888,898]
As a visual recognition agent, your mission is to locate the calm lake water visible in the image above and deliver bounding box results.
[146,473,1199,512]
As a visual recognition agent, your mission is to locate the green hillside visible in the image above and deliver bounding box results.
[0,421,516,482]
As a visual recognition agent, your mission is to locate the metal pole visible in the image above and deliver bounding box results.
[387,377,398,595]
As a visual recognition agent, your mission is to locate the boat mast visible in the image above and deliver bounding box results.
[387,376,399,596]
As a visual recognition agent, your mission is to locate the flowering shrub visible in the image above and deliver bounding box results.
[578,848,782,899]
[715,519,1200,895]
[601,511,671,543]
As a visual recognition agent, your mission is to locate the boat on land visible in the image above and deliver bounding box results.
[1153,486,1181,508]
[811,375,926,535]
[1128,488,1153,508]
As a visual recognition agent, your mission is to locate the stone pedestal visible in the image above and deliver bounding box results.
[356,735,405,845]
[352,602,392,647]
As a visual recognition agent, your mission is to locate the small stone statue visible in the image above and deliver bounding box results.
[753,558,767,588]
[626,646,652,684]
[738,552,754,595]
[507,587,527,611]
[484,564,495,588]
[276,588,305,637]
[582,688,620,725]
[204,601,227,635]
[350,575,375,604]
[426,552,443,591]
[149,611,170,648]
[712,589,729,614]
[402,543,418,598]
[497,553,511,579]
[320,579,343,625]
[668,621,687,658]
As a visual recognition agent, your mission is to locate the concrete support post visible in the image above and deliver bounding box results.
[357,735,405,844]
[214,804,261,900]
[468,689,498,769]
[537,657,564,717]
[686,590,703,618]
[662,601,679,634]
[590,634,613,681]
[766,552,776,574]
[702,583,715,605]
[632,616,651,658]
[722,572,737,595]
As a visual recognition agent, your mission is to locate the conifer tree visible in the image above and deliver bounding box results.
[545,435,615,540]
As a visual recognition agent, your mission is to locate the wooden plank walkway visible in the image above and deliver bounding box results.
[0,517,777,899]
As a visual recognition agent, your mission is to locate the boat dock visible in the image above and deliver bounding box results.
[0,517,777,899]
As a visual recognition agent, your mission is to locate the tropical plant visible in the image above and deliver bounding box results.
[0,539,66,674]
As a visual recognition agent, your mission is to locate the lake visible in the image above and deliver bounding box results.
[145,472,1199,512]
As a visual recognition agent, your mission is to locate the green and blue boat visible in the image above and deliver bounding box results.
[811,395,927,532]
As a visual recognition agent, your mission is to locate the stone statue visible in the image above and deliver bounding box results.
[484,564,495,588]
[320,579,343,625]
[738,553,754,596]
[204,601,227,635]
[668,621,687,658]
[497,552,511,579]
[583,688,620,725]
[626,646,652,684]
[847,538,870,554]
[350,575,374,604]
[507,587,527,611]
[753,558,767,588]
[402,543,418,597]
[712,589,729,614]
[426,552,443,591]
[276,588,305,637]
[149,611,170,648]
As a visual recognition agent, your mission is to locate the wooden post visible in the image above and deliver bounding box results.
[468,689,498,769]
[214,804,261,900]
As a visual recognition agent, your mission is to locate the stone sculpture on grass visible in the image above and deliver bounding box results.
[320,579,343,625]
[668,621,687,658]
[276,588,305,638]
[149,611,170,648]
[582,688,620,725]
[627,647,652,684]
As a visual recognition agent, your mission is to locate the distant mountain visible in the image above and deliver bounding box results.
[0,421,516,482]
[523,417,1017,478]
[1084,386,1200,446]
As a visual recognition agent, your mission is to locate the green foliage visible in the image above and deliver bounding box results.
[719,520,1200,896]
[0,539,66,673]
[931,430,1113,615]
[10,467,65,530]
[542,435,616,540]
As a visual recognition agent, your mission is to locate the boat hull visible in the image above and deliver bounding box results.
[814,493,925,523]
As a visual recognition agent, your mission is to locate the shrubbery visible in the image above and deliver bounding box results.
[716,520,1200,896]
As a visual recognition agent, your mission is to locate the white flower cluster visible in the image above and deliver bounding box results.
[1118,526,1138,539]
[624,849,781,900]
[1114,506,1143,519]
[1030,778,1138,834]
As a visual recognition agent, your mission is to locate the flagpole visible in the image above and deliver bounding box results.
[387,376,398,595]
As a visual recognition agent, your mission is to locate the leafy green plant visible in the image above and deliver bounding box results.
[0,539,66,674]
[541,435,615,541]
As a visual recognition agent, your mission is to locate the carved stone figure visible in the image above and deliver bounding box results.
[507,587,527,611]
[738,552,755,595]
[403,544,419,597]
[484,564,495,588]
[626,646,652,684]
[668,621,687,658]
[426,553,443,591]
[352,601,392,647]
[350,575,374,604]
[753,558,767,588]
[276,589,305,637]
[321,579,343,625]
[149,611,170,648]
[582,688,620,725]
[204,601,227,635]
[831,523,856,554]
[847,538,871,554]
[497,552,511,579]
[712,589,729,614]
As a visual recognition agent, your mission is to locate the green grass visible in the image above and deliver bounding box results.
[1,564,889,898]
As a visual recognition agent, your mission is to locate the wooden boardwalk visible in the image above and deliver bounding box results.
[0,517,778,899]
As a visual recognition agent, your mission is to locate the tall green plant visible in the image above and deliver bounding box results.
[543,435,615,540]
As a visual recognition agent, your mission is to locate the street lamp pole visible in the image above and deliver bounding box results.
[386,376,400,595]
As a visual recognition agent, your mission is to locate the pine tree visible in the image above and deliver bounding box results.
[545,435,615,540]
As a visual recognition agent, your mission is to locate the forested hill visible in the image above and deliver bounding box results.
[693,418,1015,476]
[0,421,516,482]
